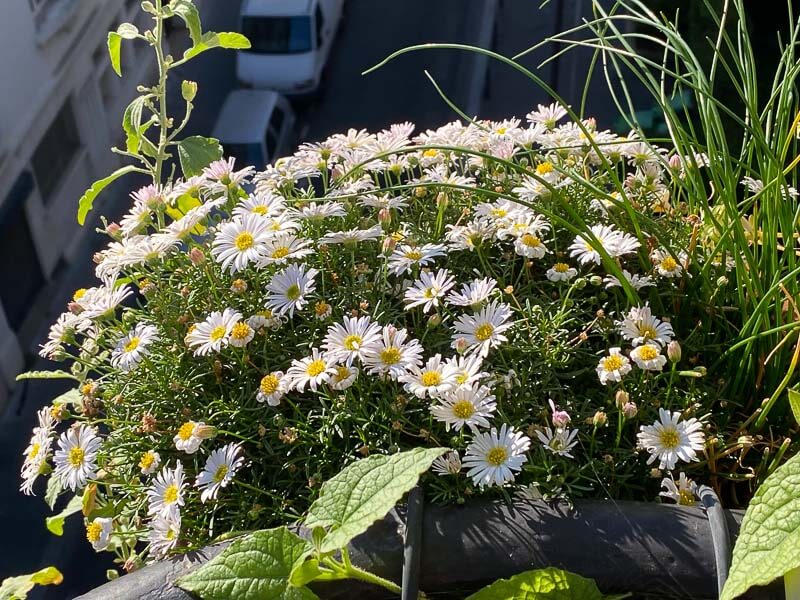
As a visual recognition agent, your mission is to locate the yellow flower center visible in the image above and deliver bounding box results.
[639,325,658,341]
[209,326,227,342]
[28,443,41,460]
[306,359,327,377]
[491,208,508,218]
[139,452,155,470]
[496,127,507,135]
[212,464,229,483]
[553,262,570,273]
[475,323,494,342]
[285,284,301,301]
[163,483,179,504]
[661,256,678,272]
[381,347,401,365]
[231,323,251,340]
[678,489,695,506]
[423,149,438,158]
[73,288,87,301]
[343,334,363,351]
[404,250,423,261]
[86,521,103,543]
[486,446,508,466]
[455,372,469,385]
[124,337,141,353]
[659,428,680,449]
[272,246,290,259]
[260,374,280,395]
[521,234,541,247]
[314,302,331,317]
[420,371,442,387]
[536,162,554,175]
[68,446,85,467]
[252,205,268,215]
[452,400,475,419]
[423,288,436,299]
[603,355,625,371]
[234,231,255,251]
[638,345,660,361]
[335,366,352,382]
[177,422,195,441]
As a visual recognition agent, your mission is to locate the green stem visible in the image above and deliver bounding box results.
[153,0,169,188]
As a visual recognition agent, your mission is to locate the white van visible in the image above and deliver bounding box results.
[212,89,296,169]
[236,0,344,95]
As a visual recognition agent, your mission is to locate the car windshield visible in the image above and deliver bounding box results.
[241,16,312,54]
[222,143,264,169]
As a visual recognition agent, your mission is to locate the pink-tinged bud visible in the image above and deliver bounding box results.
[427,313,442,328]
[106,222,121,238]
[92,252,104,265]
[377,208,392,224]
[667,340,682,363]
[385,324,398,340]
[382,237,397,255]
[593,410,607,427]
[68,301,83,315]
[622,402,638,419]
[436,192,448,208]
[188,247,205,265]
[453,337,469,354]
[330,165,344,181]
[548,399,571,428]
[615,390,630,408]
[668,155,683,171]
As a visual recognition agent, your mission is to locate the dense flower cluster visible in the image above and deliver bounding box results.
[23,105,729,565]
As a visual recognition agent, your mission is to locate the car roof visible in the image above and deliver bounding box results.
[241,0,314,17]
[212,89,281,145]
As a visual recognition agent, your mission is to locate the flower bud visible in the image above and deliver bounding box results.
[615,390,630,409]
[549,399,571,428]
[622,401,638,419]
[667,340,682,363]
[453,337,469,354]
[593,410,607,427]
[427,313,442,328]
[574,277,587,289]
[105,222,121,238]
[382,237,397,255]
[668,154,682,171]
[377,208,392,224]
[189,247,205,265]
[589,275,603,287]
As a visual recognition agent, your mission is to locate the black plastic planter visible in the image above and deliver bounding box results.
[75,498,782,600]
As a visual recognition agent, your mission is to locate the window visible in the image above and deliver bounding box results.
[31,100,81,204]
[241,16,312,54]
[315,5,324,48]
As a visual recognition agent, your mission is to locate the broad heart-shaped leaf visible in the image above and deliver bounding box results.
[305,447,447,553]
[177,527,317,600]
[15,370,77,381]
[107,32,122,76]
[788,387,800,426]
[721,452,800,600]
[46,494,83,536]
[0,566,63,600]
[465,568,603,600]
[182,31,251,61]
[177,136,222,178]
[77,165,138,225]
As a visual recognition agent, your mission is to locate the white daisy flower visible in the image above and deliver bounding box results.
[362,325,424,380]
[294,201,347,220]
[186,308,242,356]
[536,427,579,458]
[387,243,448,276]
[446,277,498,309]
[330,364,359,390]
[603,270,655,290]
[203,157,254,190]
[514,232,549,259]
[247,309,284,332]
[568,224,640,265]
[322,316,382,366]
[228,321,255,348]
[463,424,531,487]
[546,262,578,282]
[596,347,632,384]
[637,408,705,470]
[445,354,489,387]
[148,512,181,558]
[319,225,383,244]
[526,103,568,129]
[399,354,459,398]
[257,371,287,406]
[85,517,113,552]
[147,462,187,518]
[77,281,133,320]
[660,472,698,506]
[630,344,668,371]
[452,301,514,357]
[651,248,685,278]
[432,450,462,476]
[211,214,272,273]
[617,305,674,347]
[196,443,245,503]
[173,421,214,454]
[286,348,337,392]
[232,193,286,219]
[53,424,101,491]
[111,323,158,371]
[20,429,52,496]
[359,193,409,211]
[431,384,497,432]
[258,233,314,266]
[403,269,456,313]
[263,212,303,234]
[266,263,318,317]
[139,450,161,475]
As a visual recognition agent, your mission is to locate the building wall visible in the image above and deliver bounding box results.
[0,0,158,410]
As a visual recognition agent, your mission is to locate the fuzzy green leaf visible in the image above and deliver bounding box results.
[0,567,63,600]
[170,0,202,46]
[182,31,251,61]
[305,447,447,553]
[122,96,148,154]
[788,387,800,426]
[116,22,139,39]
[77,165,138,225]
[15,370,78,382]
[466,568,603,600]
[52,388,81,407]
[176,527,317,600]
[46,495,83,536]
[44,477,63,511]
[107,32,122,76]
[177,136,222,178]
[721,452,800,599]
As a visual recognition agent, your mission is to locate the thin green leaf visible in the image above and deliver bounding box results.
[788,387,800,426]
[466,567,604,600]
[107,32,122,76]
[77,165,138,225]
[305,447,447,553]
[15,370,78,382]
[177,136,222,178]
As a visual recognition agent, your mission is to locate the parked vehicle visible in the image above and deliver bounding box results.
[212,89,296,169]
[236,0,344,95]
